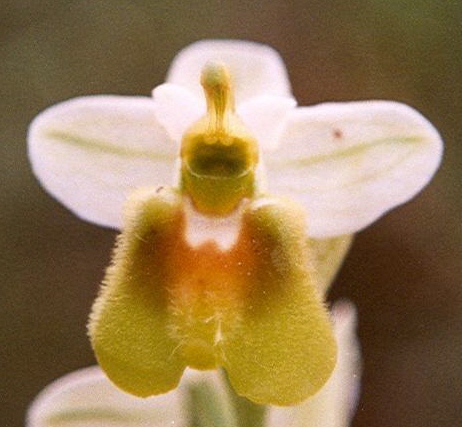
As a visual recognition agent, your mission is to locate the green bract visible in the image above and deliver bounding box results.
[28,40,443,405]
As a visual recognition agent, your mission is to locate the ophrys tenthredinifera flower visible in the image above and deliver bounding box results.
[28,40,442,405]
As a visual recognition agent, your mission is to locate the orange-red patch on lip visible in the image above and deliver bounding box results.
[165,212,258,307]
[154,209,260,368]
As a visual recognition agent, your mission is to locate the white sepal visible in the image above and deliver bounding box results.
[26,366,186,427]
[26,367,229,427]
[265,101,443,238]
[28,95,178,229]
[166,39,292,104]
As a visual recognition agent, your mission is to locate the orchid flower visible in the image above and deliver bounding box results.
[27,302,360,427]
[28,40,442,407]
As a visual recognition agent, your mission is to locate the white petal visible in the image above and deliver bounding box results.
[152,83,204,142]
[238,95,297,151]
[267,301,361,427]
[28,96,178,229]
[26,366,186,427]
[265,101,443,238]
[166,40,292,104]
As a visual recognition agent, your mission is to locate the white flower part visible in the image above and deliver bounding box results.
[28,96,178,229]
[265,101,443,238]
[26,367,227,427]
[152,83,297,152]
[28,40,443,234]
[267,300,361,427]
[152,83,205,142]
[166,39,292,105]
[237,95,297,151]
[26,366,184,427]
[154,39,297,152]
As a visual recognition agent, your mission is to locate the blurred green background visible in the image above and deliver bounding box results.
[1,1,461,426]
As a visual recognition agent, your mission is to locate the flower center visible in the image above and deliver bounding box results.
[180,62,259,216]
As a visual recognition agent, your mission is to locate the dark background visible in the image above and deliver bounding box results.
[1,1,461,426]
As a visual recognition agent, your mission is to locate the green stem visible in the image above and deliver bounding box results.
[185,370,267,427]
[221,370,267,427]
